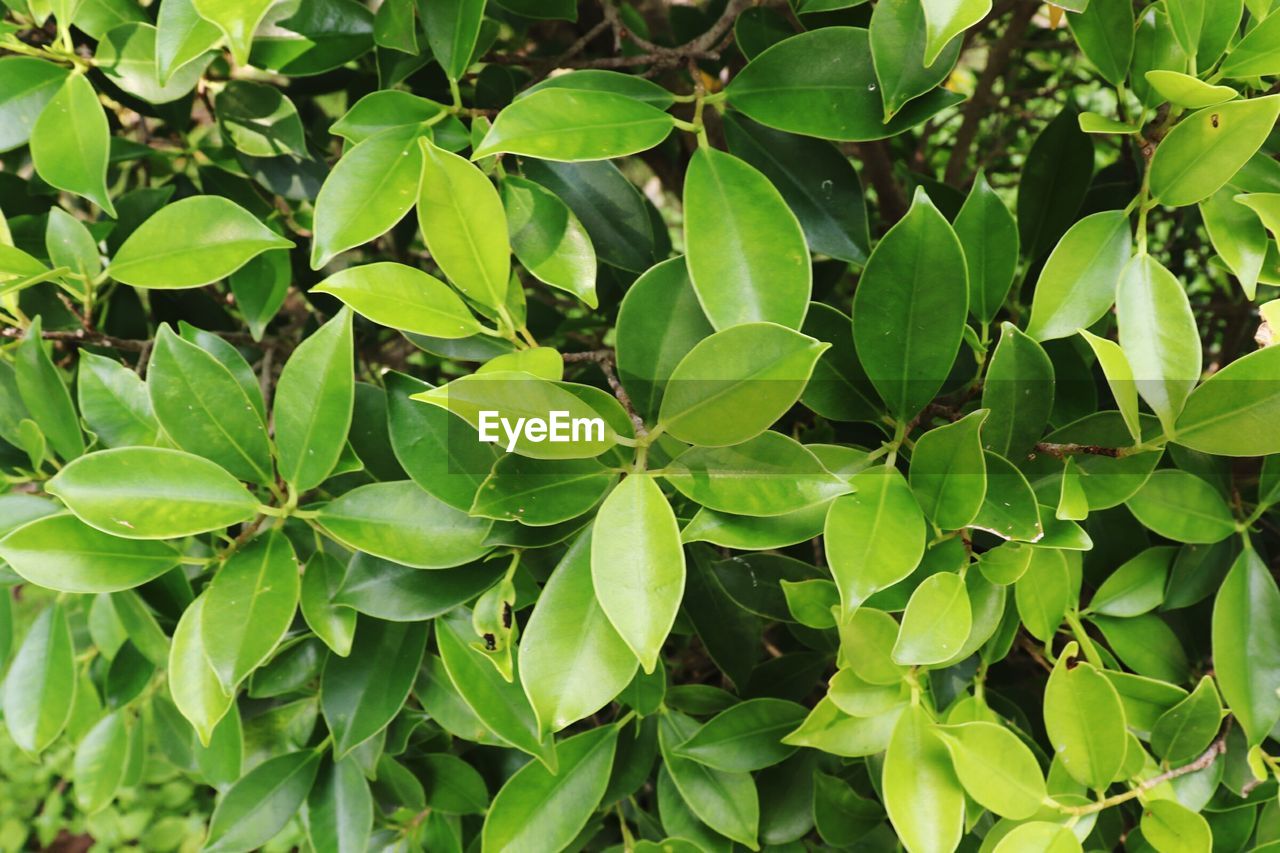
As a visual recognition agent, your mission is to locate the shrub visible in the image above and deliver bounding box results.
[1,0,1279,850]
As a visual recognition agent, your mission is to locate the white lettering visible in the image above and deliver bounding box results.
[476,410,608,451]
[573,416,604,442]
[478,410,499,443]
[549,410,569,441]
[525,418,548,442]
[501,416,525,453]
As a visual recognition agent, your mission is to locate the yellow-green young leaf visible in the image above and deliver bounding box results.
[321,615,427,758]
[95,22,212,105]
[201,531,299,692]
[273,308,354,491]
[1125,469,1235,543]
[45,207,101,280]
[315,262,480,338]
[1025,210,1132,342]
[892,572,972,665]
[1202,189,1266,299]
[1015,547,1071,641]
[310,125,424,269]
[992,822,1082,853]
[921,0,990,66]
[304,757,374,853]
[15,318,84,461]
[909,410,988,530]
[500,175,597,308]
[934,721,1047,819]
[0,57,68,153]
[1043,644,1127,789]
[1116,255,1201,435]
[675,698,806,772]
[591,474,684,673]
[1077,111,1142,134]
[417,138,510,311]
[825,466,925,615]
[828,668,908,717]
[1140,799,1212,852]
[1212,548,1280,745]
[189,0,273,65]
[1220,9,1280,77]
[481,725,618,853]
[725,27,964,141]
[782,697,900,756]
[1150,675,1223,763]
[1086,546,1174,617]
[1078,330,1142,442]
[436,608,557,770]
[882,705,964,853]
[852,187,968,420]
[0,513,180,593]
[423,0,484,81]
[329,90,449,143]
[869,0,961,121]
[73,711,129,813]
[683,147,811,331]
[168,597,231,746]
[519,529,638,734]
[953,172,1019,323]
[982,322,1055,459]
[46,447,258,539]
[474,347,564,381]
[659,710,761,848]
[316,481,493,568]
[30,74,115,216]
[2,603,75,753]
[1150,97,1280,206]
[204,749,323,853]
[155,0,222,84]
[1145,70,1238,109]
[1174,344,1280,456]
[299,552,356,657]
[110,195,291,288]
[475,90,675,161]
[658,323,828,447]
[664,432,850,517]
[1067,0,1136,86]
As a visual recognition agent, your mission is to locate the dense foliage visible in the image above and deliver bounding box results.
[1,0,1280,849]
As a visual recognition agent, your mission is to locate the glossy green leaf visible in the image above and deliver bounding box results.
[852,187,968,420]
[909,409,988,529]
[95,22,211,104]
[1043,644,1127,789]
[299,552,355,657]
[304,757,374,853]
[675,699,806,772]
[1141,799,1212,852]
[501,175,597,308]
[982,323,1055,459]
[73,711,129,813]
[921,0,990,66]
[1150,97,1280,206]
[660,710,760,849]
[882,705,964,853]
[591,474,684,673]
[189,0,272,65]
[1078,330,1142,442]
[45,207,101,281]
[1025,210,1132,342]
[870,0,962,120]
[274,308,354,491]
[204,749,322,853]
[1212,547,1280,745]
[683,146,811,331]
[0,56,68,153]
[1068,0,1136,85]
[169,595,233,745]
[954,171,1019,323]
[1126,469,1235,543]
[1086,546,1174,616]
[782,697,900,756]
[15,318,84,461]
[935,721,1046,819]
[155,0,221,84]
[892,572,972,665]
[2,604,75,753]
[30,73,115,216]
[1220,10,1280,77]
[825,466,926,614]
[1015,547,1071,641]
[322,615,427,757]
[993,823,1082,852]
[315,262,479,338]
[1174,344,1280,455]
[1145,70,1238,109]
[423,0,483,80]
[0,512,180,593]
[475,90,675,161]
[1150,675,1222,763]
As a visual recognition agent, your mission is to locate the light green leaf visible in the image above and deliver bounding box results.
[423,0,484,81]
[1086,546,1174,617]
[882,705,964,853]
[321,615,427,757]
[1043,643,1127,789]
[45,207,101,281]
[1125,469,1235,543]
[1174,344,1280,455]
[501,175,597,308]
[0,513,180,593]
[155,0,222,84]
[1150,675,1222,763]
[1212,547,1280,745]
[315,262,480,338]
[909,409,988,529]
[1015,547,1071,641]
[953,171,1019,323]
[1141,799,1212,852]
[168,595,233,745]
[299,551,356,657]
[95,22,211,104]
[15,317,84,461]
[475,90,675,161]
[2,603,75,754]
[1078,330,1142,443]
[892,572,972,665]
[921,0,990,66]
[1150,96,1280,206]
[471,456,615,526]
[675,698,806,772]
[782,697,900,756]
[1025,210,1132,342]
[304,757,374,853]
[0,57,68,153]
[825,466,926,614]
[992,823,1082,853]
[73,711,130,813]
[189,0,273,65]
[870,0,962,120]
[30,73,115,216]
[934,721,1047,819]
[1220,10,1280,77]
[659,711,760,849]
[1145,70,1238,108]
[274,308,354,491]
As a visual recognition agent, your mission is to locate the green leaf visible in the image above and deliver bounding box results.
[892,572,972,665]
[501,175,597,308]
[1043,643,1127,789]
[0,512,180,593]
[1015,547,1071,641]
[155,0,221,84]
[168,594,232,745]
[1145,70,1238,109]
[782,697,900,756]
[658,323,828,446]
[304,757,373,853]
[15,317,84,461]
[45,207,101,281]
[591,474,684,673]
[1141,799,1213,852]
[869,0,961,120]
[852,187,968,420]
[982,323,1055,459]
[1125,469,1235,543]
[825,466,926,614]
[1089,612,1190,683]
[315,481,493,568]
[882,705,964,853]
[423,0,483,80]
[1116,255,1201,434]
[436,609,556,769]
[683,146,811,331]
[1150,675,1222,763]
[921,0,990,67]
[310,125,424,269]
[676,699,806,772]
[725,27,964,141]
[1174,344,1280,455]
[147,325,273,485]
[201,531,300,692]
[659,711,760,849]
[992,823,1082,852]
[321,615,427,757]
[95,22,211,104]
[336,553,502,622]
[909,409,988,529]
[30,73,115,216]
[664,432,849,517]
[519,530,638,734]
[519,69,674,106]
[1086,546,1174,617]
[315,262,480,338]
[1017,105,1094,260]
[972,450,1043,541]
[1204,188,1266,300]
[0,57,68,153]
[330,90,448,143]
[274,308,354,491]
[417,138,510,310]
[47,447,257,539]
[1212,547,1280,745]
[299,551,356,656]
[2,603,75,753]
[475,90,675,161]
[189,0,273,65]
[1025,210,1132,342]
[420,753,489,814]
[1220,9,1280,77]
[1068,0,1136,85]
[934,721,1047,819]
[204,749,322,853]
[1078,330,1142,442]
[472,455,615,526]
[72,711,129,813]
[215,80,305,157]
[1150,97,1280,206]
[954,172,1019,323]
[482,725,618,853]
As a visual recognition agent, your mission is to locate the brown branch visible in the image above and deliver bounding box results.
[1,326,257,352]
[563,349,646,436]
[1032,442,1126,460]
